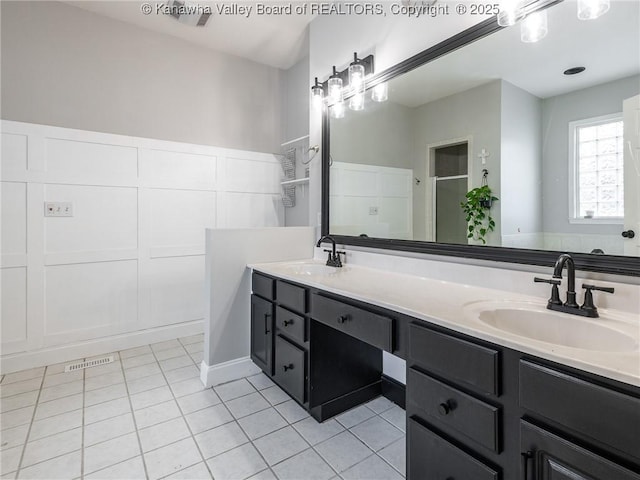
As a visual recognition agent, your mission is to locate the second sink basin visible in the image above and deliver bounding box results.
[464,301,638,352]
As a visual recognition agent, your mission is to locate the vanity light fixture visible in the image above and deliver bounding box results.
[497,0,525,26]
[577,0,610,20]
[311,77,324,109]
[520,9,548,43]
[328,66,343,104]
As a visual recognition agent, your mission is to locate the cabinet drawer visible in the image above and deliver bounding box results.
[521,420,640,480]
[408,418,499,480]
[407,368,500,453]
[276,280,306,313]
[276,306,305,344]
[520,361,640,460]
[310,293,393,351]
[409,323,500,396]
[252,272,274,300]
[274,336,306,404]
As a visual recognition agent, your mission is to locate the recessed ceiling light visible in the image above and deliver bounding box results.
[564,66,586,75]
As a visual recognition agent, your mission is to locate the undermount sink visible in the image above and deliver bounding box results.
[282,263,342,276]
[463,301,638,352]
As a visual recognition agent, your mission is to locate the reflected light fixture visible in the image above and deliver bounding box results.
[497,0,525,26]
[349,93,365,111]
[521,9,548,43]
[577,0,610,19]
[348,53,366,111]
[328,67,343,104]
[311,77,324,109]
[331,101,345,119]
[371,82,388,102]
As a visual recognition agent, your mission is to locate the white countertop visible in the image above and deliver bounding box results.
[251,259,640,388]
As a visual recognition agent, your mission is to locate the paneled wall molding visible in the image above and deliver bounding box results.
[1,120,284,373]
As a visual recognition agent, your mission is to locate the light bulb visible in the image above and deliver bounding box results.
[331,101,345,119]
[521,10,548,43]
[497,0,525,26]
[328,76,343,104]
[577,0,609,19]
[311,77,323,110]
[371,82,388,102]
[349,93,365,111]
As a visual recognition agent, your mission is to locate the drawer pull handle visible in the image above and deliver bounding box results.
[283,363,294,372]
[337,314,350,324]
[283,319,294,327]
[438,400,455,416]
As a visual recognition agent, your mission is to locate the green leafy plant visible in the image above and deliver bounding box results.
[460,185,498,244]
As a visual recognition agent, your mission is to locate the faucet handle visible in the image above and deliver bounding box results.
[582,283,615,294]
[534,277,562,306]
[534,277,561,285]
[580,284,614,317]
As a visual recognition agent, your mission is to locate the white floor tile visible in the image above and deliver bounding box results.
[380,406,406,433]
[246,374,275,391]
[0,378,42,398]
[164,366,200,384]
[315,431,373,473]
[85,455,146,480]
[0,406,35,430]
[335,405,376,429]
[169,378,206,398]
[190,353,204,364]
[292,417,344,446]
[350,416,404,451]
[21,427,82,467]
[28,409,83,441]
[154,347,187,361]
[272,448,335,480]
[341,454,404,480]
[185,404,233,434]
[150,340,182,352]
[194,421,249,459]
[139,417,191,453]
[176,389,220,415]
[124,363,162,381]
[184,342,204,354]
[237,407,288,440]
[122,353,157,370]
[1,368,44,386]
[84,383,128,407]
[1,392,39,414]
[144,437,202,479]
[253,426,308,466]
[247,469,277,480]
[260,385,290,406]
[365,396,396,414]
[126,373,167,395]
[206,443,266,480]
[17,450,81,479]
[33,394,82,420]
[0,424,29,451]
[38,380,83,403]
[178,334,204,346]
[119,345,152,359]
[84,412,135,446]
[0,446,22,475]
[163,462,211,479]
[378,437,406,476]
[42,370,83,389]
[83,432,140,474]
[214,379,256,402]
[225,392,270,419]
[274,400,309,424]
[130,386,173,411]
[84,362,123,378]
[160,356,195,373]
[84,371,125,392]
[84,397,131,425]
[134,400,182,429]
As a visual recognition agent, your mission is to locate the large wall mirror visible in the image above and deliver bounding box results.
[322,0,640,276]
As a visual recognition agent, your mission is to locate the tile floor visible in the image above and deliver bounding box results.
[0,335,406,480]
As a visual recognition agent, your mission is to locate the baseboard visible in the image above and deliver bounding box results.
[200,356,261,387]
[0,321,204,374]
[382,374,406,409]
[310,380,382,422]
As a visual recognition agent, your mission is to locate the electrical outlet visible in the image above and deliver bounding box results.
[44,202,73,217]
[369,206,379,215]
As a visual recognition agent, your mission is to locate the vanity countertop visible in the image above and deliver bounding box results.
[250,259,640,387]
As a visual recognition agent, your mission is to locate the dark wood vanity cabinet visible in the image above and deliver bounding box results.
[251,270,640,479]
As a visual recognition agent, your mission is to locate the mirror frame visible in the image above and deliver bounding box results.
[321,13,640,277]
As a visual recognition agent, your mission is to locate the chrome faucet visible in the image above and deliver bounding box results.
[316,235,344,267]
[534,253,614,318]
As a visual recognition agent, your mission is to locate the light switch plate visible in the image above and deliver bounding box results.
[45,202,73,217]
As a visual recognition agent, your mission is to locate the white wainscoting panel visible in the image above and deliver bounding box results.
[0,120,283,373]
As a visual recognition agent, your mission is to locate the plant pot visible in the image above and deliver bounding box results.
[479,198,493,209]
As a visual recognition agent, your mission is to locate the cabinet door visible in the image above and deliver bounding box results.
[251,294,273,376]
[521,421,640,480]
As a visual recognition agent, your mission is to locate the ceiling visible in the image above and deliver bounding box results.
[390,0,640,106]
[65,0,313,69]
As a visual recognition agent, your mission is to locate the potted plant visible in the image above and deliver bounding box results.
[460,185,498,244]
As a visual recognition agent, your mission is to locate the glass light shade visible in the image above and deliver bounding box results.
[349,93,365,111]
[311,85,323,109]
[521,10,548,43]
[497,0,525,26]
[577,0,610,19]
[371,82,388,102]
[331,101,345,119]
[328,76,343,104]
[348,63,365,91]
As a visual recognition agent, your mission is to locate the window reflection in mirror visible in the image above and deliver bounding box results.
[328,0,640,256]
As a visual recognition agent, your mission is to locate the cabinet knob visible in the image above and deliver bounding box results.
[438,400,454,415]
[337,315,350,324]
[622,229,635,239]
[283,363,294,372]
[283,319,294,327]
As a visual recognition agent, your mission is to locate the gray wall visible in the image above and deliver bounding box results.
[1,1,283,153]
[411,81,503,243]
[542,75,640,234]
[500,80,543,237]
